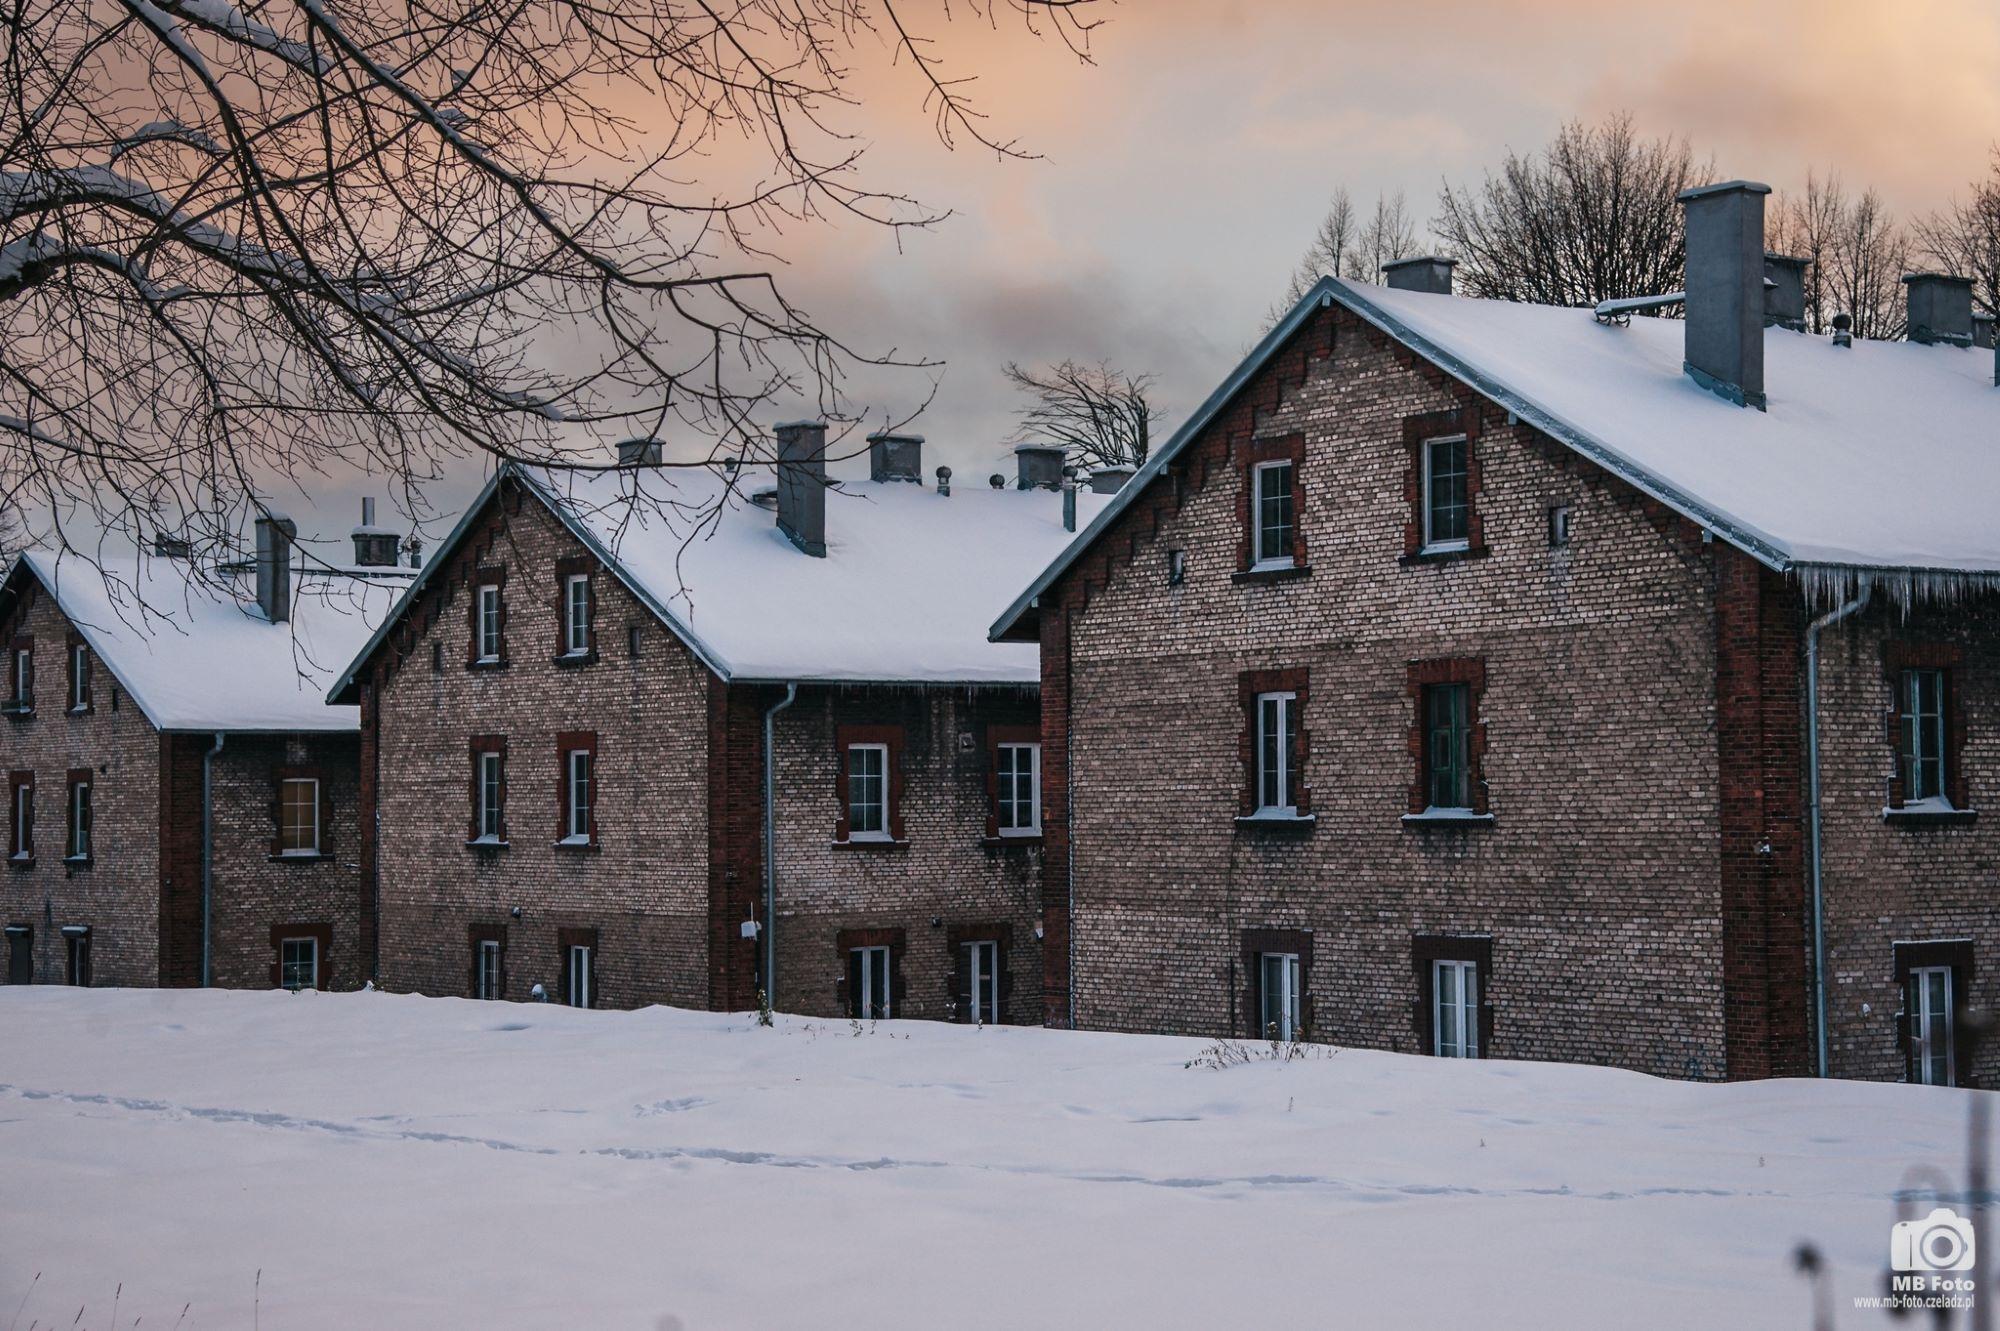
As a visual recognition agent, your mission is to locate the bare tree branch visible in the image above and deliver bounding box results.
[1003,358,1159,471]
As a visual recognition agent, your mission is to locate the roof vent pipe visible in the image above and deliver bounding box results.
[1380,255,1457,295]
[774,421,828,557]
[351,497,400,567]
[1677,180,1771,409]
[935,465,952,497]
[1763,253,1808,330]
[1903,273,1975,346]
[867,432,924,483]
[405,536,424,569]
[1832,312,1853,348]
[1014,444,1065,491]
[254,513,296,623]
[1061,467,1077,533]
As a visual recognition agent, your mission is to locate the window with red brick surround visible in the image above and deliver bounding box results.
[7,770,31,863]
[1413,933,1494,1056]
[984,724,1041,841]
[270,764,333,859]
[1241,927,1313,1038]
[948,922,1013,1024]
[835,926,906,1017]
[1237,668,1312,819]
[1883,642,1969,811]
[65,768,91,863]
[556,730,599,846]
[1894,939,1973,1086]
[467,566,508,667]
[269,921,332,990]
[834,724,906,845]
[7,635,32,714]
[469,923,507,999]
[558,926,599,1008]
[1401,406,1488,562]
[65,634,91,714]
[552,556,598,665]
[1406,657,1489,815]
[1233,434,1308,581]
[468,735,508,844]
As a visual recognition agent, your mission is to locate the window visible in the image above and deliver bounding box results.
[65,773,90,862]
[1252,460,1295,567]
[563,746,594,842]
[847,743,888,839]
[1167,549,1187,586]
[562,940,594,1009]
[626,624,642,658]
[962,939,1001,1025]
[1899,668,1948,804]
[7,639,31,713]
[1548,504,1573,549]
[280,935,319,991]
[1425,683,1471,810]
[66,641,89,713]
[474,938,504,1000]
[474,581,503,663]
[1432,959,1480,1058]
[1422,435,1470,551]
[63,927,89,987]
[9,772,31,862]
[277,777,320,856]
[5,926,29,984]
[1256,692,1295,814]
[562,572,592,655]
[995,743,1040,836]
[469,738,507,843]
[1910,965,1956,1087]
[849,945,892,1020]
[1259,951,1302,1041]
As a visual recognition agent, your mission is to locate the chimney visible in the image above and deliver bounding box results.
[351,497,399,568]
[1677,180,1771,410]
[867,431,924,484]
[1380,255,1456,295]
[1088,465,1136,494]
[1014,444,1065,491]
[1763,253,1808,331]
[1903,273,1975,346]
[1061,467,1077,533]
[1973,312,1997,351]
[774,420,827,557]
[617,437,663,466]
[152,533,191,559]
[254,512,297,623]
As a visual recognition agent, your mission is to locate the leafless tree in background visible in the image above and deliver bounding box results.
[1267,187,1421,326]
[1352,191,1420,284]
[1915,150,2000,320]
[1434,113,1711,308]
[0,0,1103,573]
[1769,171,1911,338]
[1767,170,1846,333]
[1003,359,1161,470]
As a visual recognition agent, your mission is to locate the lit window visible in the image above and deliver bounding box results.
[995,743,1040,836]
[1256,691,1295,814]
[1422,436,1469,551]
[476,584,503,662]
[563,574,591,655]
[278,777,319,855]
[1252,460,1294,567]
[1900,668,1947,803]
[849,945,891,1020]
[1259,951,1301,1041]
[846,744,888,839]
[1432,958,1480,1058]
[280,936,319,991]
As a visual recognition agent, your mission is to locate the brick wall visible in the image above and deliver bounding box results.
[369,482,715,1008]
[1044,305,1735,1078]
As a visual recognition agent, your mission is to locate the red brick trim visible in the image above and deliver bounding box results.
[834,723,905,843]
[1894,939,1976,1086]
[1237,668,1312,817]
[270,764,333,859]
[1412,933,1494,1056]
[551,555,599,664]
[1882,641,1969,810]
[555,730,600,845]
[834,926,907,1017]
[64,633,91,714]
[706,681,765,1013]
[1235,433,1308,572]
[468,922,507,999]
[1241,927,1314,1038]
[1405,657,1487,814]
[7,769,31,864]
[467,565,508,668]
[946,922,1015,1024]
[1401,406,1487,560]
[468,734,508,844]
[269,921,333,990]
[557,925,599,1007]
[984,723,1041,839]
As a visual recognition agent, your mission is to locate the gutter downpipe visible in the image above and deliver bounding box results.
[201,732,225,987]
[1807,582,1871,1079]
[762,683,798,1008]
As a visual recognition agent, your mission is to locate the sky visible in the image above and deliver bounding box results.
[302,0,2000,549]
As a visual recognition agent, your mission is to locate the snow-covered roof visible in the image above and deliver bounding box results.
[7,550,412,732]
[994,275,2000,640]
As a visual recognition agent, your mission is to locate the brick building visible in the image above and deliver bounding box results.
[0,511,412,991]
[992,181,2000,1084]
[330,429,1107,1021]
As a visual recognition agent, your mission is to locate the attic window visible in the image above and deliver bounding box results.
[1548,505,1572,549]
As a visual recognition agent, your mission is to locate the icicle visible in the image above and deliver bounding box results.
[1792,563,2000,618]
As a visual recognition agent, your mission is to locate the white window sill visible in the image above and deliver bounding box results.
[1235,810,1315,831]
[1418,541,1471,557]
[465,836,509,849]
[556,834,595,848]
[1883,800,1977,826]
[996,828,1042,839]
[63,854,90,865]
[277,848,321,858]
[1248,558,1296,574]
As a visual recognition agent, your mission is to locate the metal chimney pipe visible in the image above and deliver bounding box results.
[1061,467,1077,533]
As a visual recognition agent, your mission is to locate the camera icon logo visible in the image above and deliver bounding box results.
[1892,1207,1977,1272]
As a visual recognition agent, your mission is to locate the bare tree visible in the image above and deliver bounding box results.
[1352,190,1420,283]
[1267,187,1422,326]
[1767,170,1848,333]
[1827,187,1910,341]
[1,0,1104,573]
[1914,149,2000,321]
[1434,113,1711,307]
[1003,359,1161,471]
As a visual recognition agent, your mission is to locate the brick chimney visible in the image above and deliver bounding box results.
[1903,273,1975,346]
[255,513,297,623]
[774,421,827,557]
[1677,180,1771,409]
[1014,444,1065,491]
[1763,253,1807,331]
[867,432,924,483]
[1381,255,1456,295]
[351,498,399,568]
[1088,465,1136,494]
[617,438,664,466]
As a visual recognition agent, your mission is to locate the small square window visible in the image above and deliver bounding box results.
[1548,504,1572,549]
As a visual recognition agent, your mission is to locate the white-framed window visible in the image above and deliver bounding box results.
[846,743,889,839]
[1256,691,1296,814]
[563,573,591,655]
[476,583,503,662]
[476,749,504,840]
[1911,964,1956,1086]
[1432,958,1480,1058]
[1422,435,1470,552]
[63,928,90,987]
[995,743,1041,836]
[1900,668,1948,804]
[964,939,1001,1025]
[1251,459,1295,568]
[9,644,31,710]
[67,642,88,712]
[11,778,31,861]
[1259,951,1302,1041]
[849,945,891,1020]
[280,936,319,991]
[278,777,320,855]
[475,939,503,999]
[565,748,593,842]
[564,943,593,1009]
[66,778,90,860]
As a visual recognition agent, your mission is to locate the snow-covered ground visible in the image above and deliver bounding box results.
[0,989,1974,1328]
